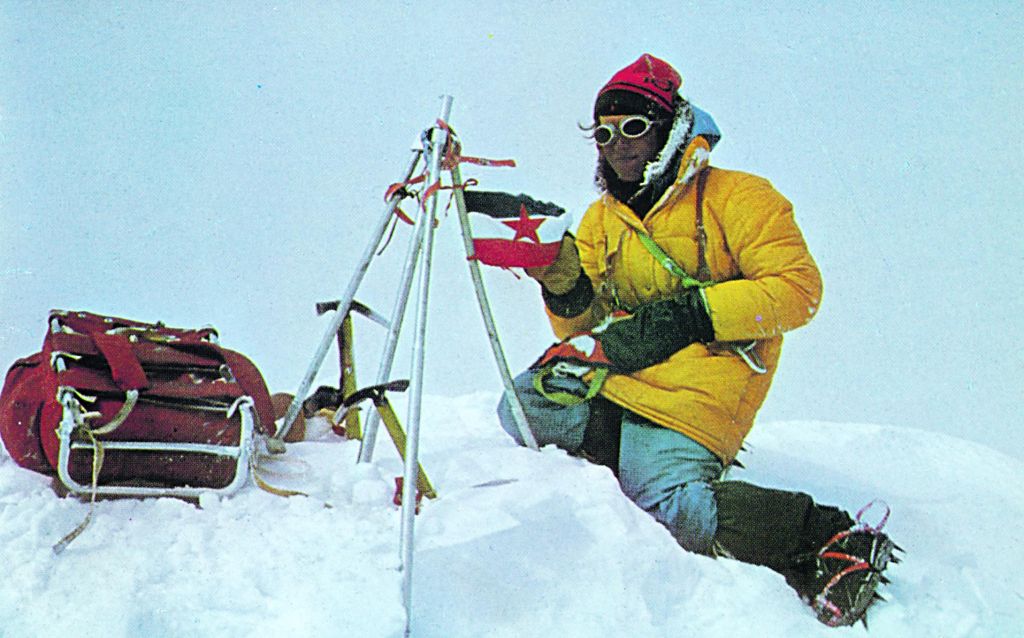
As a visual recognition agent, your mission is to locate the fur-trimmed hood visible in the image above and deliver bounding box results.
[640,102,721,188]
[597,101,722,215]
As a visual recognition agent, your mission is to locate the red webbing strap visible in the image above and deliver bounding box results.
[436,119,516,170]
[90,332,149,391]
[458,156,516,168]
[422,179,443,202]
[385,174,428,201]
[384,120,516,225]
[385,175,426,225]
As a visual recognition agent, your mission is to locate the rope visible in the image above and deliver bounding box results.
[252,469,310,499]
[634,230,711,290]
[250,448,333,507]
[52,390,139,555]
[532,366,608,407]
[88,390,139,436]
[52,428,104,555]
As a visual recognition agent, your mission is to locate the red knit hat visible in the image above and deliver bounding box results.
[597,54,682,115]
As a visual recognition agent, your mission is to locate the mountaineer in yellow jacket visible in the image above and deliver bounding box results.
[497,54,899,628]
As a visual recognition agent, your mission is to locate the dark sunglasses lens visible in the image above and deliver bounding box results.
[620,117,650,137]
[593,126,613,145]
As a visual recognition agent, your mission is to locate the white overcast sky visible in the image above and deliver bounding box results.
[2,2,1021,456]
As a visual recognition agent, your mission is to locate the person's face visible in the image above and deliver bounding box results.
[596,114,662,183]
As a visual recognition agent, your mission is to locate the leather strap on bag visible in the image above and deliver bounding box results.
[89,332,149,391]
[695,166,713,283]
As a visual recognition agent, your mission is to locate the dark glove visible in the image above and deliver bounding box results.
[596,288,714,373]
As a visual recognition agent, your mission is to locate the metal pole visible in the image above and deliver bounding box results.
[400,95,452,638]
[355,178,431,463]
[449,165,540,451]
[268,149,423,451]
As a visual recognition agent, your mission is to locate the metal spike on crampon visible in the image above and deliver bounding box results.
[811,529,897,627]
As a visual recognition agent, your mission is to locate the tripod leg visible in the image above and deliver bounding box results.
[375,397,437,499]
[356,166,433,463]
[400,96,452,638]
[449,164,540,451]
[268,148,423,451]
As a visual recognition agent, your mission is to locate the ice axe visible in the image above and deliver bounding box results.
[337,379,436,500]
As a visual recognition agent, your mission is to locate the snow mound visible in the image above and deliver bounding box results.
[1,392,1021,637]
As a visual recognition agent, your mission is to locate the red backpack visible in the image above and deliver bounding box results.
[0,310,275,497]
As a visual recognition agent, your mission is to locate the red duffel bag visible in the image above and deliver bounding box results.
[0,309,276,498]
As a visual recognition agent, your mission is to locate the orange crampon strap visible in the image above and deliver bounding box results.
[383,119,515,225]
[812,500,893,626]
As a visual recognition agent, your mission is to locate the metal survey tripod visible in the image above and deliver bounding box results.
[267,96,538,636]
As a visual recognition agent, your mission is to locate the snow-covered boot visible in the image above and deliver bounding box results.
[807,501,900,627]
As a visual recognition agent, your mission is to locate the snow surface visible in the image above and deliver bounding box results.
[2,392,1022,638]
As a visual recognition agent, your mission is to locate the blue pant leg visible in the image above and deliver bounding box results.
[496,369,590,452]
[618,414,724,555]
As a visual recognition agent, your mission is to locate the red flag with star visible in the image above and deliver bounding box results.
[462,191,574,268]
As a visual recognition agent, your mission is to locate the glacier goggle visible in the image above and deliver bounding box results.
[591,115,657,146]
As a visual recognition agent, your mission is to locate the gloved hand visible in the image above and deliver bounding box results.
[531,329,615,406]
[524,234,581,295]
[596,288,715,372]
[533,332,612,370]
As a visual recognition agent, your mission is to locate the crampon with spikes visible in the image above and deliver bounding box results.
[809,500,903,628]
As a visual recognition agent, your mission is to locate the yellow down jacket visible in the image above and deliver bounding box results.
[548,137,822,463]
